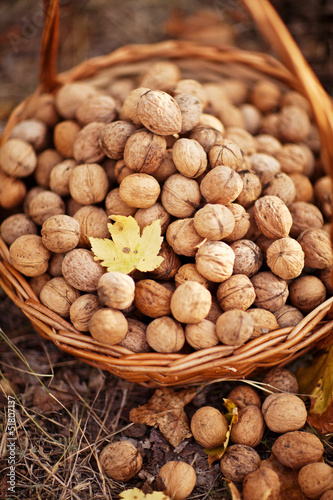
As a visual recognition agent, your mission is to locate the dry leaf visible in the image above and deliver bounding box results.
[260,454,307,499]
[120,489,171,500]
[205,399,238,466]
[130,387,197,448]
[297,346,333,433]
[90,215,164,274]
[226,480,242,500]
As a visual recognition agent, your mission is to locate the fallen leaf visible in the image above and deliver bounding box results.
[130,387,197,448]
[297,346,333,433]
[205,399,238,466]
[260,454,307,499]
[90,215,164,274]
[226,480,242,500]
[119,489,171,500]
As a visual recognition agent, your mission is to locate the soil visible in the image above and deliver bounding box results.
[0,1,332,499]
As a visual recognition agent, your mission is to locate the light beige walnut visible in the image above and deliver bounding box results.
[191,406,228,448]
[146,316,185,353]
[274,305,304,328]
[118,318,150,353]
[216,309,254,346]
[279,105,311,142]
[224,127,257,155]
[28,190,65,226]
[288,201,324,237]
[9,234,51,277]
[236,170,262,208]
[224,204,251,243]
[89,308,128,345]
[134,202,170,235]
[240,104,262,135]
[62,249,105,292]
[200,166,243,205]
[161,173,201,218]
[248,153,280,184]
[139,61,181,92]
[297,229,333,269]
[69,294,102,332]
[99,440,142,481]
[73,122,105,164]
[217,275,256,311]
[0,138,37,177]
[262,394,307,433]
[275,143,308,175]
[255,134,282,156]
[55,82,97,119]
[157,461,196,500]
[35,149,63,188]
[137,89,182,135]
[105,188,137,217]
[172,138,207,178]
[53,120,81,158]
[189,125,223,153]
[0,213,38,245]
[175,93,202,133]
[196,241,235,282]
[250,79,281,112]
[251,271,289,312]
[99,120,136,160]
[74,205,109,248]
[170,281,212,323]
[266,237,304,279]
[134,279,173,318]
[69,163,109,205]
[123,129,167,174]
[194,204,235,240]
[98,272,135,310]
[262,172,296,206]
[120,87,150,126]
[231,239,263,277]
[49,159,77,196]
[254,195,292,239]
[185,320,219,350]
[175,263,209,289]
[247,308,279,338]
[298,462,333,499]
[272,431,324,469]
[41,215,80,253]
[166,218,205,257]
[40,277,80,317]
[208,139,243,170]
[173,78,208,107]
[119,173,160,208]
[75,94,117,125]
[230,405,265,447]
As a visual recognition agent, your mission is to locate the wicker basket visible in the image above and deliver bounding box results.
[1,0,333,387]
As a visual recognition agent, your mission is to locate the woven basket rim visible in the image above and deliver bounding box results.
[1,1,333,387]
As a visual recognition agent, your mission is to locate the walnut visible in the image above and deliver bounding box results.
[105,187,137,217]
[152,149,178,183]
[279,105,311,142]
[223,79,248,105]
[260,113,281,138]
[48,253,65,277]
[289,172,314,203]
[272,431,324,469]
[75,95,117,125]
[275,143,308,175]
[99,120,136,159]
[99,440,142,481]
[262,393,307,433]
[137,89,182,135]
[72,122,105,164]
[0,138,37,177]
[166,218,205,257]
[73,205,109,248]
[28,190,65,226]
[123,129,167,174]
[98,272,135,310]
[208,139,243,170]
[118,318,150,353]
[0,213,38,245]
[205,297,223,324]
[255,134,282,156]
[147,241,181,281]
[185,320,219,350]
[157,461,196,500]
[297,229,333,269]
[146,316,185,353]
[9,234,51,277]
[173,78,208,107]
[217,102,246,129]
[250,79,281,112]
[172,138,207,178]
[248,153,280,184]
[89,308,128,345]
[69,294,102,332]
[247,308,279,338]
[230,239,263,277]
[40,277,80,317]
[49,159,77,196]
[120,87,150,126]
[175,263,209,289]
[10,118,49,152]
[220,444,260,483]
[29,273,51,297]
[274,305,304,328]
[196,240,235,282]
[69,163,109,205]
[298,462,333,499]
[191,406,228,448]
[194,204,235,240]
[171,281,212,323]
[62,249,105,292]
[262,367,299,393]
[242,468,280,500]
[197,113,224,132]
[134,279,173,318]
[139,61,181,92]
[230,405,265,447]
[288,201,324,237]
[289,275,326,313]
[134,202,170,235]
[174,93,202,133]
[224,204,251,242]
[0,172,26,209]
[236,170,262,208]
[262,172,296,206]
[36,148,62,187]
[119,173,160,208]
[41,215,80,253]
[161,173,201,218]
[189,126,223,153]
[240,103,262,135]
[254,195,292,239]
[314,175,333,219]
[53,120,81,158]
[216,309,254,346]
[224,127,257,155]
[217,275,255,311]
[251,271,288,312]
[25,92,59,127]
[266,237,304,279]
[227,385,261,409]
[55,82,97,119]
[200,166,243,204]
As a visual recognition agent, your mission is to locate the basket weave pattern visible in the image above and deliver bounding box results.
[1,0,333,386]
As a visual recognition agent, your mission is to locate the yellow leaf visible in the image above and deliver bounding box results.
[90,215,164,274]
[119,488,146,500]
[119,489,171,500]
[205,399,238,466]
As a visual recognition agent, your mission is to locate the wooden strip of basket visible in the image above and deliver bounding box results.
[1,0,333,386]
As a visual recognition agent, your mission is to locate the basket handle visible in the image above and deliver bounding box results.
[39,0,60,92]
[241,0,333,176]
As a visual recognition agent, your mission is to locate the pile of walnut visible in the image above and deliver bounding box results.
[98,369,333,499]
[0,60,332,353]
